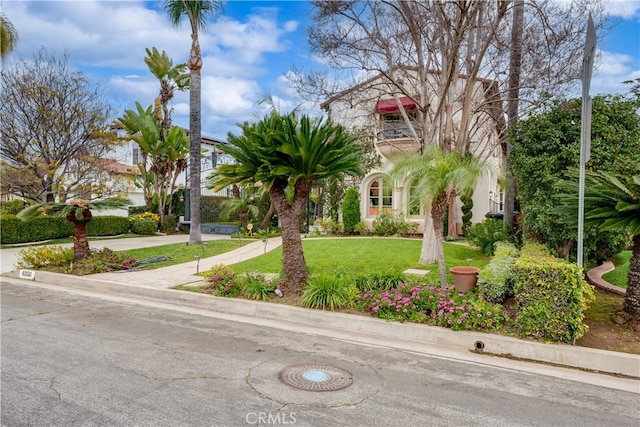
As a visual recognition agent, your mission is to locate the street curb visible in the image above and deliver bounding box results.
[4,270,639,379]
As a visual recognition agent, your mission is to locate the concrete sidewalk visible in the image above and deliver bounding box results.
[1,234,639,386]
[87,236,283,288]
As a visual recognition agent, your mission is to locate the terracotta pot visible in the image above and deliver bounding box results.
[449,266,480,294]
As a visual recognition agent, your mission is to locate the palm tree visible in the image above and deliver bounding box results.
[218,190,259,230]
[392,146,489,287]
[164,0,222,245]
[211,110,364,293]
[18,198,131,261]
[144,47,189,132]
[556,171,640,317]
[1,14,18,60]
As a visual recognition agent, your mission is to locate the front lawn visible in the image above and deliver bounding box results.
[602,250,630,289]
[230,237,489,282]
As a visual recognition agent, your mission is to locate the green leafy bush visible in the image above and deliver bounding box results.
[1,216,73,244]
[355,221,370,235]
[130,219,158,235]
[466,219,508,255]
[477,255,516,303]
[0,200,25,215]
[511,243,594,343]
[16,246,74,269]
[160,214,177,233]
[342,187,361,234]
[351,270,407,292]
[300,275,358,310]
[372,213,398,236]
[87,216,130,236]
[240,273,276,300]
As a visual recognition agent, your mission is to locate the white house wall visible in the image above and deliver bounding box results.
[326,71,505,233]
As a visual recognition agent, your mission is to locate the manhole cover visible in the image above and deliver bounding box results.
[278,364,353,392]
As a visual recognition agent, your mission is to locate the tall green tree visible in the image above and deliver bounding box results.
[509,93,640,262]
[211,111,364,293]
[392,147,488,287]
[0,14,18,60]
[18,198,131,261]
[555,172,639,317]
[116,102,189,223]
[164,0,222,245]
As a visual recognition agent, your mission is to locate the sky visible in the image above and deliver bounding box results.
[2,0,639,141]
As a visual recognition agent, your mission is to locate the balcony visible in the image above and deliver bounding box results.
[376,120,421,161]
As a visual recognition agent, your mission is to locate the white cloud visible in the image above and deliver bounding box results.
[605,1,640,19]
[592,49,640,95]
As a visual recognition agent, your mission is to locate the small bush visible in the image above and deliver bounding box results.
[16,246,74,269]
[207,264,242,297]
[130,212,160,224]
[300,275,358,310]
[0,200,25,215]
[73,248,136,275]
[130,219,158,235]
[466,218,509,256]
[511,243,594,343]
[355,221,370,236]
[342,187,361,234]
[372,213,398,236]
[477,256,516,303]
[494,241,519,258]
[240,273,276,300]
[160,214,177,233]
[352,270,407,292]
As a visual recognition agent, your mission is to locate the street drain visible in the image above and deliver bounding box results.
[278,364,353,392]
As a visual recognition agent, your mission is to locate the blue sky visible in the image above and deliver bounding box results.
[2,0,639,141]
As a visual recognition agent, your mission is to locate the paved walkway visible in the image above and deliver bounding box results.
[88,236,283,289]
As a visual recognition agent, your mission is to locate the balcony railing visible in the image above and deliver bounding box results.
[377,120,422,140]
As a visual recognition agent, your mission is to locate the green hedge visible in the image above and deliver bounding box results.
[87,216,131,236]
[511,243,594,343]
[0,216,73,244]
[477,242,518,303]
[1,215,131,244]
[0,200,25,215]
[131,219,158,235]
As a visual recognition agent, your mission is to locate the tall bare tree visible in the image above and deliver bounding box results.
[294,0,607,263]
[1,49,117,202]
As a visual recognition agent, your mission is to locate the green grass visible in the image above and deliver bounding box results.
[230,237,488,281]
[121,239,252,270]
[602,250,630,289]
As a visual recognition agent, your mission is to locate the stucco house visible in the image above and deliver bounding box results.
[321,67,506,234]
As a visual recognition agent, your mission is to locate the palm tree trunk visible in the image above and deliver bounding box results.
[431,193,449,287]
[623,234,640,316]
[269,180,312,294]
[447,190,457,237]
[188,33,202,245]
[419,212,438,264]
[68,209,92,261]
[260,200,275,230]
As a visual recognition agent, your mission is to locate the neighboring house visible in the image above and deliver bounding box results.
[106,125,231,216]
[321,68,506,234]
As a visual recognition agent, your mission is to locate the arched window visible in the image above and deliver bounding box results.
[368,177,392,216]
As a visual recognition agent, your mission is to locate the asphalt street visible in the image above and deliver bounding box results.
[2,281,639,427]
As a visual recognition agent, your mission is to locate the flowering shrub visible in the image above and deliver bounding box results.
[357,282,504,331]
[207,264,242,297]
[73,248,136,275]
[16,245,74,269]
